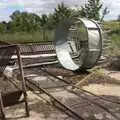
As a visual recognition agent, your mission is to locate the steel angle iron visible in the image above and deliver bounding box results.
[54,17,102,71]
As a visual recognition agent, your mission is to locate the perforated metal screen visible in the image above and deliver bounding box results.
[54,18,102,71]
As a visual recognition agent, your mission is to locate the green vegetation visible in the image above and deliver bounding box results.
[104,21,120,31]
[111,34,120,47]
[0,31,54,44]
[103,20,120,57]
[0,0,108,44]
[80,0,109,21]
[104,21,120,46]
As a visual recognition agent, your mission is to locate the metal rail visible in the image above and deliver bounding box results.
[25,78,85,120]
[41,67,120,119]
[40,67,120,105]
[11,64,120,120]
[23,68,120,120]
[9,71,120,120]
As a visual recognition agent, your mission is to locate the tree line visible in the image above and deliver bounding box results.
[0,0,109,33]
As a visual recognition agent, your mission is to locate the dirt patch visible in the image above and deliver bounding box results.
[108,56,120,70]
[0,76,18,93]
[4,91,70,120]
[69,70,120,87]
[104,70,120,81]
[0,73,71,120]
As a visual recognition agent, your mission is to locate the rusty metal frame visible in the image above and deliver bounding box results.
[0,45,29,119]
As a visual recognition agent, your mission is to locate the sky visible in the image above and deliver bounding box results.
[0,0,120,22]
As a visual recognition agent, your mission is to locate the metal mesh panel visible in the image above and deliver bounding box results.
[67,20,88,66]
[0,46,16,76]
[19,42,55,55]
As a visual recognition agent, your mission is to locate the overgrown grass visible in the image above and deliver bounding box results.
[0,30,54,44]
[103,21,120,56]
[103,21,120,31]
[104,21,120,46]
[111,33,120,46]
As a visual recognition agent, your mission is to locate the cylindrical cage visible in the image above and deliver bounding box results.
[54,18,102,71]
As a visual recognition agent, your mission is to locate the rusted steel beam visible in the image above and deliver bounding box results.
[16,46,29,116]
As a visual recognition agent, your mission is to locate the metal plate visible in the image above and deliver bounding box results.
[54,18,102,71]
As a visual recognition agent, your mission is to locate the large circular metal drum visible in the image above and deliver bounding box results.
[54,18,102,71]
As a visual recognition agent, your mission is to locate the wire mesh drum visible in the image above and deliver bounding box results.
[54,18,102,71]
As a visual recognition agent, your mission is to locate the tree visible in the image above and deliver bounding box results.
[46,14,55,29]
[53,2,72,26]
[10,10,41,32]
[0,1,109,34]
[10,10,21,31]
[0,21,7,33]
[40,14,48,40]
[80,0,103,20]
[31,13,41,30]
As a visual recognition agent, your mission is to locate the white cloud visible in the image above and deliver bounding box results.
[0,0,23,6]
[0,0,120,21]
[102,0,120,20]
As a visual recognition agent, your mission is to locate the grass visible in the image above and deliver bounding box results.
[111,33,120,46]
[103,21,120,31]
[0,30,54,44]
[102,21,120,57]
[104,21,120,49]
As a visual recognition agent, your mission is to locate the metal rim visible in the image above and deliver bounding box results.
[54,17,102,71]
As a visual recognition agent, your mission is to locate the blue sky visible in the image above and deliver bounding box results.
[0,0,120,21]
